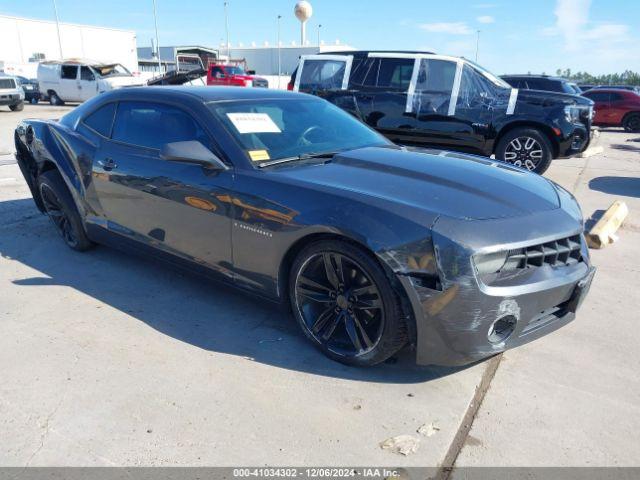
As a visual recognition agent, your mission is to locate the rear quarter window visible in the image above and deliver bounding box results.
[83,103,117,137]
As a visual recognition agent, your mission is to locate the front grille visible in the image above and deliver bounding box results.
[508,235,583,269]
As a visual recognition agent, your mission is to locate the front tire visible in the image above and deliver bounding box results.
[623,113,640,132]
[289,240,408,367]
[49,91,64,106]
[9,101,24,112]
[37,170,93,252]
[495,127,553,175]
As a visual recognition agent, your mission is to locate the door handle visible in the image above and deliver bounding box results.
[98,158,117,171]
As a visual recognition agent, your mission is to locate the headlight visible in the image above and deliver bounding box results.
[474,251,508,275]
[564,105,581,123]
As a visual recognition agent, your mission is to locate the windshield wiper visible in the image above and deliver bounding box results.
[257,151,340,168]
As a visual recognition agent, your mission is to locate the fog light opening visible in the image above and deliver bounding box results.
[488,315,517,344]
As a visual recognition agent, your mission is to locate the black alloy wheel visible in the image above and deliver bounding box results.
[40,183,79,248]
[290,240,407,366]
[623,113,640,132]
[37,170,93,252]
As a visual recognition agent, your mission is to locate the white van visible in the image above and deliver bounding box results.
[38,60,146,105]
[0,76,25,111]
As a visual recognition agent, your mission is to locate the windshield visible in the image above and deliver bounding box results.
[94,64,131,78]
[464,59,511,89]
[0,78,17,89]
[209,98,390,166]
[225,66,246,76]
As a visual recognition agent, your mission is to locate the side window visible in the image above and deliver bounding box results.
[457,64,496,110]
[376,58,414,90]
[80,66,95,81]
[610,92,624,102]
[349,57,374,86]
[83,103,116,137]
[584,92,609,103]
[112,102,208,150]
[413,59,457,116]
[298,60,346,90]
[61,65,78,80]
[525,78,545,90]
[212,67,225,78]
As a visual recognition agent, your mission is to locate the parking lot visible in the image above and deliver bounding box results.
[1,104,639,470]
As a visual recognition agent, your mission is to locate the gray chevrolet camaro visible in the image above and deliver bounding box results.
[14,87,596,367]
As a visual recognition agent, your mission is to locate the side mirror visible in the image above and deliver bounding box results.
[160,141,228,171]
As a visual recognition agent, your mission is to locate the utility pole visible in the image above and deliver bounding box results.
[277,15,282,88]
[318,24,322,48]
[475,30,481,62]
[52,0,63,59]
[152,0,162,73]
[224,1,230,60]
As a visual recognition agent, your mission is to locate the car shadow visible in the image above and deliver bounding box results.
[610,144,640,153]
[589,176,640,198]
[1,198,472,384]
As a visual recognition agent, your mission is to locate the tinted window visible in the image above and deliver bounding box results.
[377,58,414,90]
[80,66,95,81]
[61,65,78,80]
[457,65,496,109]
[0,78,17,89]
[112,102,207,150]
[413,59,457,115]
[610,92,624,101]
[83,103,116,137]
[212,67,225,78]
[298,59,346,90]
[584,92,610,103]
[349,57,375,86]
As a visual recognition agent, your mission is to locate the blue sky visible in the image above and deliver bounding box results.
[2,0,639,75]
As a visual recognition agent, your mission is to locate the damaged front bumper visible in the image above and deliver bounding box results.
[395,208,595,366]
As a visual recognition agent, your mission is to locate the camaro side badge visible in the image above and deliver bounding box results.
[233,221,273,238]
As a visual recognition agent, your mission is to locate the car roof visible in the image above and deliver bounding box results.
[117,86,311,102]
[585,88,633,94]
[319,50,436,56]
[502,74,568,81]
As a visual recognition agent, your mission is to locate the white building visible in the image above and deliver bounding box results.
[226,44,355,76]
[0,14,138,77]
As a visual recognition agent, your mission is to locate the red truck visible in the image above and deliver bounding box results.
[206,64,269,88]
[582,88,640,132]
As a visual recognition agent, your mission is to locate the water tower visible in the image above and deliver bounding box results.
[294,1,313,46]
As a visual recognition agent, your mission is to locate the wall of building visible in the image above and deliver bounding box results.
[0,15,139,72]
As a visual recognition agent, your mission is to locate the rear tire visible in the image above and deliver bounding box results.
[9,101,24,112]
[37,170,93,252]
[623,113,640,132]
[495,127,553,175]
[49,91,64,106]
[289,239,408,367]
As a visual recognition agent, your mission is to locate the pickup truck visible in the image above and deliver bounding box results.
[206,64,268,88]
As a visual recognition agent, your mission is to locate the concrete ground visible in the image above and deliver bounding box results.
[1,104,639,470]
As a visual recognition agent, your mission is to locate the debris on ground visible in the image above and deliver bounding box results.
[586,200,628,249]
[417,422,440,437]
[379,435,420,456]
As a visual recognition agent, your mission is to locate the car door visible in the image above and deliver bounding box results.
[608,92,627,124]
[583,91,610,124]
[90,100,234,273]
[78,66,98,101]
[59,65,80,101]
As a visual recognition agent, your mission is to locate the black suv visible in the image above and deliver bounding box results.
[290,52,594,174]
[502,75,582,95]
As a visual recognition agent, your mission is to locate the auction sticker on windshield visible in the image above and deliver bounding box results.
[226,113,281,134]
[248,149,270,161]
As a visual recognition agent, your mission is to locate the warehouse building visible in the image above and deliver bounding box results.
[0,14,138,77]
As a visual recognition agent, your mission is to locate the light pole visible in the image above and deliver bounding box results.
[224,1,230,60]
[52,0,63,59]
[152,0,162,74]
[475,30,481,62]
[317,24,322,48]
[277,15,282,88]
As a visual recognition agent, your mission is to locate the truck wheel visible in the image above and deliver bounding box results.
[37,170,93,252]
[495,127,553,175]
[289,239,408,367]
[623,113,640,132]
[9,101,24,112]
[49,92,64,106]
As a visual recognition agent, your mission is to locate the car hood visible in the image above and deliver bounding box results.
[516,88,594,107]
[102,76,146,88]
[274,146,560,221]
